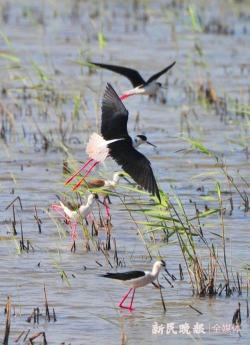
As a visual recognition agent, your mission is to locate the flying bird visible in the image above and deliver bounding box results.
[100,260,166,311]
[90,61,176,100]
[64,133,122,190]
[65,83,161,201]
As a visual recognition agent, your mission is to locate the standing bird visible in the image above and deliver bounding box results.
[89,61,176,100]
[83,172,126,218]
[100,260,166,311]
[84,171,125,190]
[65,83,161,202]
[51,193,100,241]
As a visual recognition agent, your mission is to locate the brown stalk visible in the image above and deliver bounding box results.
[3,296,11,345]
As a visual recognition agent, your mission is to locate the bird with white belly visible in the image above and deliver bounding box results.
[100,260,166,311]
[51,193,101,242]
[89,61,176,100]
[65,83,160,202]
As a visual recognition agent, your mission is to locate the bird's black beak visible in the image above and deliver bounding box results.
[122,176,133,184]
[146,141,157,148]
[152,282,164,289]
[94,194,104,205]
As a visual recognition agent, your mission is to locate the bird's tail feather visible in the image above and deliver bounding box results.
[86,132,124,161]
[120,87,144,100]
[59,201,74,218]
[86,133,109,162]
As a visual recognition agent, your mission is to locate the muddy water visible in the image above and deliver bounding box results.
[0,0,250,344]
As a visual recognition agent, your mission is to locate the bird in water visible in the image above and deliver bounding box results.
[51,193,101,245]
[83,171,126,189]
[100,260,166,311]
[80,171,127,218]
[65,83,160,201]
[89,61,176,100]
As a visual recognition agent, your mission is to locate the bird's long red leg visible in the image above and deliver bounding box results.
[120,93,136,101]
[103,197,111,218]
[72,161,100,191]
[118,288,132,308]
[83,160,100,178]
[51,204,65,218]
[128,289,136,311]
[65,159,94,185]
[70,222,78,241]
[72,176,87,191]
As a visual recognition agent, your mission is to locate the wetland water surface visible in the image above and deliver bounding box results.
[0,0,250,344]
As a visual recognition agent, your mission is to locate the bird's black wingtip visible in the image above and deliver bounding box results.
[105,82,120,95]
[103,82,120,102]
[167,60,176,70]
[153,188,161,204]
[98,273,108,278]
[98,273,114,279]
[156,192,161,203]
[106,82,114,92]
[86,61,99,68]
[102,82,127,111]
[149,175,161,203]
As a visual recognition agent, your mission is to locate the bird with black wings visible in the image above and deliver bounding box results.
[65,83,160,202]
[90,61,176,100]
[101,83,161,201]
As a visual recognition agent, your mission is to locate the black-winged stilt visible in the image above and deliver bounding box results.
[82,172,126,218]
[65,83,161,201]
[90,61,176,100]
[51,193,101,241]
[84,172,125,189]
[100,260,166,311]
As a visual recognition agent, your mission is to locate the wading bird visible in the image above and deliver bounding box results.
[84,171,125,189]
[82,171,126,218]
[100,260,166,311]
[89,61,176,100]
[51,193,101,241]
[65,83,161,201]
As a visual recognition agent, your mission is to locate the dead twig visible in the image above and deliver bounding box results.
[3,296,11,345]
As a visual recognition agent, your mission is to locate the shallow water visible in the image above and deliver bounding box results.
[0,0,250,344]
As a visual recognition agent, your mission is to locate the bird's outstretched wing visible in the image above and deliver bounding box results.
[101,83,130,140]
[56,195,80,211]
[108,140,161,201]
[146,61,176,84]
[90,62,145,87]
[101,270,145,281]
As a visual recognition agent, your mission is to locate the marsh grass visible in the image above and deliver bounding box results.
[0,2,249,344]
[61,173,226,297]
[186,137,249,212]
[97,155,247,298]
[59,139,249,297]
[123,192,232,296]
